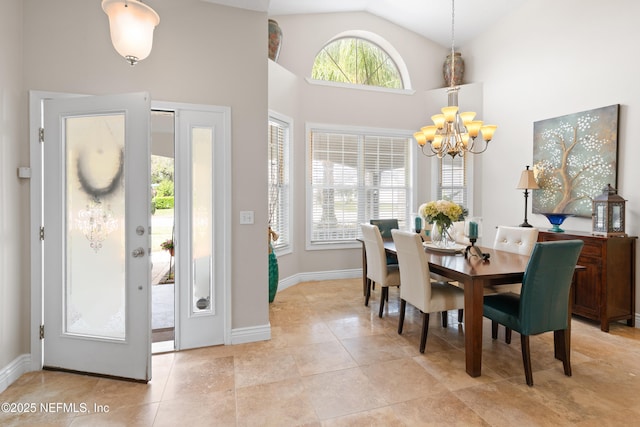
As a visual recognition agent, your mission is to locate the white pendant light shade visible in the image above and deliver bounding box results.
[102,0,160,66]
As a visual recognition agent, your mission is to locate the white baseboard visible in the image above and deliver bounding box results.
[636,313,640,328]
[277,268,362,292]
[0,354,31,394]
[231,323,271,345]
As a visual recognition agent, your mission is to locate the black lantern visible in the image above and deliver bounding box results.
[592,184,626,237]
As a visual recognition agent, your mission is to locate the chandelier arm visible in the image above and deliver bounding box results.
[466,140,490,154]
[420,145,439,157]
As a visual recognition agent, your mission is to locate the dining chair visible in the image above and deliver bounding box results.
[451,221,470,245]
[370,218,400,271]
[360,223,401,318]
[483,240,583,386]
[392,230,465,353]
[489,226,540,342]
[369,218,399,239]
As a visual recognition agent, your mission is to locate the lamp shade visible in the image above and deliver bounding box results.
[102,0,160,65]
[517,167,539,190]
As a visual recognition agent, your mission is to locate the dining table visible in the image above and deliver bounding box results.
[359,238,576,378]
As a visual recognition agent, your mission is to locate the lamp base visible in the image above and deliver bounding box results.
[519,221,533,228]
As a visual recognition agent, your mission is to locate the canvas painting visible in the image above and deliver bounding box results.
[532,104,619,217]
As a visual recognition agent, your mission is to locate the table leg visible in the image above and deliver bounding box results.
[361,242,367,296]
[464,278,485,377]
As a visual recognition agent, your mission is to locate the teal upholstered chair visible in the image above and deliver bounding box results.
[370,219,399,268]
[483,240,583,386]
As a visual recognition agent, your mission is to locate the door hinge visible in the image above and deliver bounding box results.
[39,324,45,339]
[39,127,44,143]
[40,226,45,240]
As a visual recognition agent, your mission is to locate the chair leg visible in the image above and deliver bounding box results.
[365,279,372,306]
[378,287,388,318]
[505,327,512,344]
[520,334,534,386]
[398,300,406,334]
[491,320,498,339]
[441,311,448,328]
[458,309,463,323]
[420,312,430,353]
[556,329,572,377]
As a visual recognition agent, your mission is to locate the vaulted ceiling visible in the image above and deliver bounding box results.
[202,0,526,48]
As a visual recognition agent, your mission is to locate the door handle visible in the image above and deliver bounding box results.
[132,247,145,258]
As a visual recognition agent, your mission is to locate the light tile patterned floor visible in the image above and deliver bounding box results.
[2,278,640,426]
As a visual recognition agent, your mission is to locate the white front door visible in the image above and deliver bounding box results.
[43,93,152,381]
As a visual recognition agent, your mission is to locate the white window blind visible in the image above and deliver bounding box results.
[268,117,290,251]
[309,129,410,244]
[438,154,467,208]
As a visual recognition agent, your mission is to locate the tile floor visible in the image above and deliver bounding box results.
[2,278,640,426]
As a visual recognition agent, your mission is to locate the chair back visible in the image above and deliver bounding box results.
[361,223,390,284]
[519,240,583,335]
[451,221,470,244]
[392,230,431,312]
[494,226,539,255]
[370,219,399,239]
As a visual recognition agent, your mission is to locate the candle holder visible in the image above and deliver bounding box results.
[464,238,490,260]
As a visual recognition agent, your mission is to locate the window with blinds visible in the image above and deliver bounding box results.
[438,154,467,208]
[268,117,290,251]
[309,129,411,244]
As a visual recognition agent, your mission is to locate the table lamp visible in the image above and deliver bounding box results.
[516,165,539,228]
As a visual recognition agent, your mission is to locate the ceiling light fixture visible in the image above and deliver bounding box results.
[102,0,160,66]
[413,0,497,158]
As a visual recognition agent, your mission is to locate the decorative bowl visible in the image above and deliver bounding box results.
[542,213,573,233]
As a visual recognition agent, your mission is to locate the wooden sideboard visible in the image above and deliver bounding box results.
[537,230,637,332]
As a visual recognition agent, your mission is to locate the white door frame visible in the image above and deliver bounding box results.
[29,92,232,370]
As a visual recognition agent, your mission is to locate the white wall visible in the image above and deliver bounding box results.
[468,0,640,309]
[0,0,28,372]
[268,12,448,280]
[19,0,269,338]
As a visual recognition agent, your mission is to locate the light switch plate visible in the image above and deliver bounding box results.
[239,211,254,225]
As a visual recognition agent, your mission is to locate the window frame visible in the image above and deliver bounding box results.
[308,30,414,94]
[268,112,293,255]
[431,153,475,216]
[306,123,414,250]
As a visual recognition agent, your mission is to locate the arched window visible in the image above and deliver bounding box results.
[311,35,406,90]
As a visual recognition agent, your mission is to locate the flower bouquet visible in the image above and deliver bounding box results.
[419,199,465,248]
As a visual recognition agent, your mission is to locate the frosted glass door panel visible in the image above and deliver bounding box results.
[66,114,126,339]
[192,127,213,314]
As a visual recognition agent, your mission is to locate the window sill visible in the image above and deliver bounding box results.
[305,78,416,96]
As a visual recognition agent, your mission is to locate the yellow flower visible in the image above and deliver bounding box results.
[419,200,464,226]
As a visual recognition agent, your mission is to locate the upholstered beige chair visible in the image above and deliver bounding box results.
[360,223,401,318]
[490,225,539,342]
[493,225,539,256]
[451,221,470,245]
[392,230,465,353]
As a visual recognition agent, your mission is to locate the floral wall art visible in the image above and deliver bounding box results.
[532,104,619,217]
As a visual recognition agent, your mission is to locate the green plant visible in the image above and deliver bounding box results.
[160,239,174,251]
[156,179,174,197]
[153,196,174,209]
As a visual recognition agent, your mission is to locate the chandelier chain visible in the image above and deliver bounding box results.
[450,0,456,87]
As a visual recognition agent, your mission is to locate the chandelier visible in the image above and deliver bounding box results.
[102,0,160,66]
[77,199,119,253]
[413,0,497,158]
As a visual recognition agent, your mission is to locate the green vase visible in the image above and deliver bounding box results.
[268,242,279,303]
